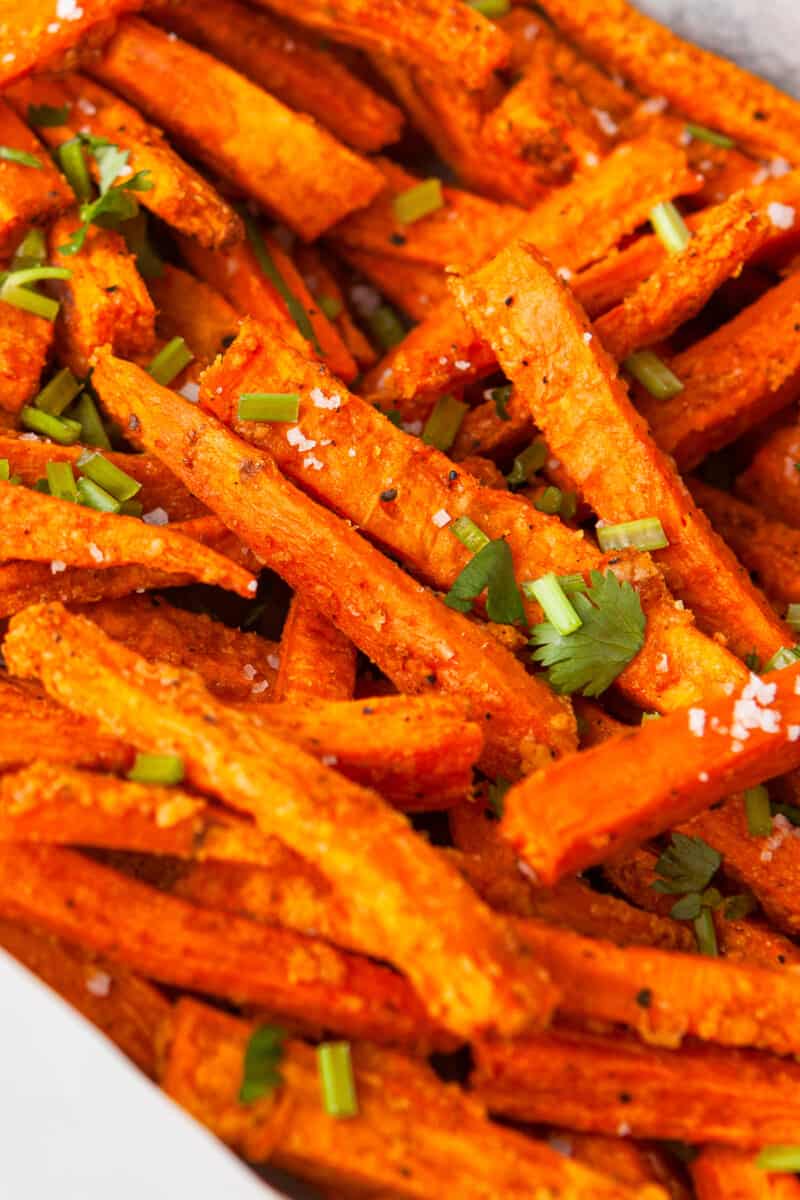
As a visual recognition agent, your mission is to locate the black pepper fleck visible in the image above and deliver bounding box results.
[380,488,398,502]
[128,414,140,431]
[618,1092,632,1104]
[635,988,652,1008]
[504,296,514,306]
[389,233,407,246]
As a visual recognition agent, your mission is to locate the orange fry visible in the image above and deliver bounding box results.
[0,0,142,87]
[147,265,240,368]
[0,304,53,415]
[337,247,450,322]
[274,594,356,703]
[0,98,72,256]
[294,245,378,369]
[691,1146,800,1200]
[0,675,129,774]
[738,417,800,531]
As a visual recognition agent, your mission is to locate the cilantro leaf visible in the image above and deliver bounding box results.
[652,833,721,896]
[670,892,702,921]
[93,143,131,195]
[723,893,757,920]
[239,1024,285,1104]
[445,538,525,625]
[529,568,645,696]
[59,170,153,256]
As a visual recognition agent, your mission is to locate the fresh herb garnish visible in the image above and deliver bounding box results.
[652,833,724,955]
[445,538,525,625]
[0,146,42,169]
[239,1024,285,1104]
[57,134,153,256]
[487,778,510,819]
[28,103,70,127]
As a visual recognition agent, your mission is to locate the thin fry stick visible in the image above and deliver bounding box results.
[737,417,800,530]
[337,247,449,322]
[147,265,240,367]
[274,594,356,703]
[89,17,385,240]
[0,98,72,255]
[0,0,142,87]
[5,603,557,1040]
[0,675,130,774]
[294,245,377,369]
[0,304,53,415]
[691,1146,800,1200]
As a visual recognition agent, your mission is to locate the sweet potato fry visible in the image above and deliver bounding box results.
[5,603,556,1040]
[89,18,385,240]
[738,419,800,530]
[0,98,72,256]
[146,265,240,368]
[274,594,356,703]
[7,75,242,249]
[0,675,129,773]
[0,843,444,1050]
[452,240,791,660]
[691,1147,800,1200]
[92,347,576,776]
[149,0,403,153]
[501,657,800,884]
[0,0,141,87]
[48,212,156,376]
[0,918,170,1078]
[294,245,378,369]
[163,998,660,1200]
[337,247,449,322]
[0,482,256,597]
[560,1135,691,1200]
[535,0,800,163]
[249,0,510,92]
[472,1023,800,1146]
[0,303,53,415]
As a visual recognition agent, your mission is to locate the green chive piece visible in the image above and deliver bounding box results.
[12,227,46,270]
[20,407,81,444]
[450,515,490,555]
[34,368,82,416]
[786,603,800,632]
[0,283,58,321]
[597,517,669,553]
[526,573,582,636]
[623,350,684,399]
[147,336,194,387]
[244,215,322,355]
[317,1042,358,1118]
[77,450,141,501]
[76,476,121,513]
[393,178,444,225]
[490,383,512,421]
[756,1147,800,1173]
[764,645,800,672]
[318,294,343,321]
[421,394,467,452]
[121,210,164,280]
[126,752,185,786]
[0,146,42,169]
[744,785,772,838]
[119,498,143,517]
[237,393,301,423]
[649,200,691,254]
[693,906,718,956]
[559,491,578,521]
[368,304,406,350]
[46,460,78,503]
[487,778,510,818]
[534,485,565,516]
[0,459,9,481]
[58,137,92,204]
[641,711,662,723]
[467,0,511,13]
[71,392,112,449]
[33,478,50,494]
[684,123,735,149]
[507,441,547,488]
[28,103,70,127]
[239,1024,285,1104]
[556,573,588,594]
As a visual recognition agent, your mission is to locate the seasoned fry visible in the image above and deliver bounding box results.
[274,594,356,703]
[0,304,53,415]
[452,240,791,660]
[337,248,450,322]
[738,418,800,530]
[0,98,72,256]
[0,675,129,774]
[149,0,403,153]
[5,603,557,1039]
[147,265,240,368]
[89,18,385,240]
[163,998,661,1200]
[691,1146,800,1200]
[7,75,242,249]
[0,483,256,597]
[0,0,142,87]
[560,1134,691,1200]
[472,1024,800,1146]
[294,245,378,369]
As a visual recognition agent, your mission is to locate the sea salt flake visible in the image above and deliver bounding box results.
[303,454,324,470]
[242,663,257,680]
[688,708,706,736]
[251,680,269,694]
[788,725,800,742]
[311,387,341,410]
[267,654,280,670]
[593,108,619,136]
[87,542,104,563]
[50,560,66,575]
[178,381,199,404]
[286,426,316,453]
[86,970,111,997]
[432,508,451,528]
[56,0,84,20]
[143,507,168,526]
[768,202,795,230]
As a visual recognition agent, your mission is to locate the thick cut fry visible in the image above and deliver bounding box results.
[163,999,661,1200]
[452,241,791,660]
[7,75,242,249]
[472,1024,800,1147]
[639,269,800,472]
[738,418,800,531]
[93,348,576,777]
[0,676,129,774]
[147,266,240,367]
[48,213,156,376]
[0,304,53,415]
[294,245,377,369]
[249,0,510,92]
[0,919,170,1078]
[5,604,556,1040]
[0,483,256,598]
[691,1147,800,1200]
[501,657,800,884]
[0,98,72,256]
[0,0,142,86]
[274,594,356,703]
[90,18,384,240]
[535,0,800,162]
[149,0,403,153]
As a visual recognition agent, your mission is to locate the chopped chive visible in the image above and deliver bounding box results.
[490,383,512,421]
[71,392,111,449]
[119,498,143,517]
[507,441,546,488]
[12,227,46,270]
[33,477,50,494]
[393,178,444,225]
[559,491,577,521]
[239,1024,285,1104]
[641,711,662,723]
[0,459,7,481]
[756,1147,800,1173]
[487,778,510,818]
[450,515,490,554]
[121,210,164,280]
[526,573,582,635]
[0,146,42,169]
[0,282,58,320]
[534,485,565,516]
[317,1042,358,1118]
[764,645,800,672]
[20,407,81,444]
[744,785,772,837]
[421,394,467,452]
[557,573,588,593]
[28,103,70,127]
[649,200,691,254]
[623,350,684,399]
[597,517,669,553]
[467,0,511,13]
[684,123,735,148]
[693,906,718,956]
[787,603,800,632]
[34,368,82,416]
[368,304,406,350]
[77,450,141,502]
[244,215,322,355]
[46,460,78,503]
[126,752,185,786]
[147,336,194,387]
[237,393,300,423]
[318,294,343,321]
[58,137,92,204]
[77,476,121,513]
[3,267,70,290]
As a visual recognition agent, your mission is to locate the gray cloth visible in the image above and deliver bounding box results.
[636,0,799,97]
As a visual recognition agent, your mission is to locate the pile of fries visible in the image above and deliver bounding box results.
[5,0,800,1195]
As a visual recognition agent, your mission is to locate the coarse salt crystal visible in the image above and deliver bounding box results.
[593,108,619,136]
[86,970,112,997]
[438,356,449,365]
[1,52,15,63]
[178,381,199,404]
[286,426,316,453]
[584,151,599,168]
[56,0,84,20]
[656,653,669,673]
[583,332,592,343]
[310,387,341,410]
[303,454,324,470]
[617,1122,631,1137]
[142,507,168,526]
[267,654,280,670]
[789,725,800,742]
[88,543,103,563]
[347,447,356,457]
[402,420,423,435]
[454,360,471,371]
[557,267,573,281]
[50,560,66,575]
[698,771,709,782]
[517,860,538,884]
[321,755,338,766]
[688,708,706,736]
[251,680,269,694]
[242,663,257,680]
[641,96,667,114]
[432,509,451,528]
[247,580,258,594]
[768,202,796,230]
